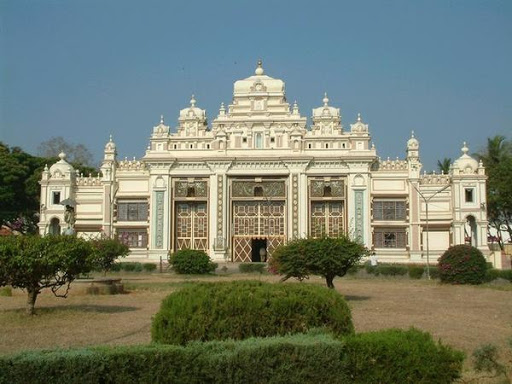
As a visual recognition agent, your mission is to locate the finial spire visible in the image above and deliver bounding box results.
[190,94,196,107]
[109,134,113,142]
[160,115,164,124]
[323,92,329,106]
[411,130,415,138]
[292,100,299,114]
[462,141,469,155]
[255,59,264,75]
[357,113,362,122]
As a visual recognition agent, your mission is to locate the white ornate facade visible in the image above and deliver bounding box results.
[39,62,489,264]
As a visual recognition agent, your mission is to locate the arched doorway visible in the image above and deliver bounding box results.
[49,217,61,235]
[464,215,477,246]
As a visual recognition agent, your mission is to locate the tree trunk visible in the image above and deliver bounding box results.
[325,275,335,289]
[26,288,39,315]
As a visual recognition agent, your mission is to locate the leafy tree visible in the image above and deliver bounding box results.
[92,238,130,274]
[0,142,98,232]
[475,135,512,249]
[0,235,102,315]
[269,235,369,289]
[37,136,94,166]
[437,157,451,174]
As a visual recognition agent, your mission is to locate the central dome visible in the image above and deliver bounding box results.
[233,60,285,95]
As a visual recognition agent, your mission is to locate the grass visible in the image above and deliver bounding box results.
[1,271,511,382]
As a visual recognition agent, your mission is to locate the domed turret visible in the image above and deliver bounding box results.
[453,142,479,174]
[49,152,75,178]
[407,131,419,150]
[312,92,340,118]
[179,95,206,120]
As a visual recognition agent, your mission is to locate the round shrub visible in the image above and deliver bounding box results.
[142,263,157,272]
[168,249,217,274]
[438,245,487,284]
[151,280,354,345]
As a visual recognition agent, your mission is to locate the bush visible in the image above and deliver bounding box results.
[485,268,512,282]
[342,328,464,383]
[377,264,408,277]
[365,262,379,275]
[151,281,354,345]
[438,245,487,284]
[428,265,440,279]
[142,263,157,272]
[0,330,463,384]
[238,262,266,274]
[168,249,217,275]
[0,286,12,297]
[408,265,425,279]
[119,262,143,272]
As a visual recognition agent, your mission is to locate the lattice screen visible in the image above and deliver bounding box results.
[175,202,208,251]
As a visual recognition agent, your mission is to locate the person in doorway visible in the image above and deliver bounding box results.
[259,247,267,262]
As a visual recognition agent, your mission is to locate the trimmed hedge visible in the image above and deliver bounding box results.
[151,281,354,345]
[438,245,487,284]
[0,329,464,384]
[168,249,217,274]
[485,268,512,283]
[408,265,425,279]
[377,264,408,277]
[238,262,267,274]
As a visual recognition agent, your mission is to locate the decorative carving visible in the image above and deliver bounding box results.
[354,190,364,242]
[175,180,207,197]
[292,174,299,237]
[232,181,286,198]
[375,158,408,171]
[310,180,345,198]
[154,191,164,248]
[118,158,147,171]
[419,174,451,185]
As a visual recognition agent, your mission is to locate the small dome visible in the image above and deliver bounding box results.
[453,142,478,173]
[312,93,340,118]
[179,94,206,120]
[49,152,74,177]
[407,131,419,149]
[105,135,116,151]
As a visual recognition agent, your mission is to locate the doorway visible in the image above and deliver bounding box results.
[251,238,267,262]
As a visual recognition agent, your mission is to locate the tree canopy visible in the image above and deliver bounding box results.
[269,235,369,289]
[37,136,94,167]
[0,235,129,315]
[0,142,98,233]
[437,158,452,174]
[475,135,512,248]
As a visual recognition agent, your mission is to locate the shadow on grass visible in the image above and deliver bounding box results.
[3,305,139,316]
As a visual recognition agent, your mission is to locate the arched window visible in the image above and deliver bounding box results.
[187,187,196,197]
[49,217,61,235]
[254,186,263,197]
[323,186,332,197]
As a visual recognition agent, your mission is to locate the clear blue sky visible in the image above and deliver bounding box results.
[1,0,511,171]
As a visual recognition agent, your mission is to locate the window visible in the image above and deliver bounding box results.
[118,229,148,248]
[374,228,407,248]
[465,188,474,203]
[255,133,263,148]
[323,186,332,197]
[187,187,196,197]
[254,186,263,197]
[325,143,329,149]
[117,202,148,221]
[270,137,275,143]
[242,137,247,143]
[308,143,312,149]
[206,144,210,149]
[373,200,406,220]
[52,191,61,205]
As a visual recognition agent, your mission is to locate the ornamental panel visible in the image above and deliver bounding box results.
[310,180,345,198]
[175,202,208,251]
[232,181,285,198]
[175,181,208,197]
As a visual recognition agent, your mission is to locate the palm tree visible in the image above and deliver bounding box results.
[437,158,451,174]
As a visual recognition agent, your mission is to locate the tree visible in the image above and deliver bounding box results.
[0,142,99,232]
[37,137,94,166]
[92,238,130,274]
[475,135,512,249]
[269,235,369,289]
[437,158,451,174]
[0,235,103,315]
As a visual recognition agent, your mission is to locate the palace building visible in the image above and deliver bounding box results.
[38,61,489,264]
